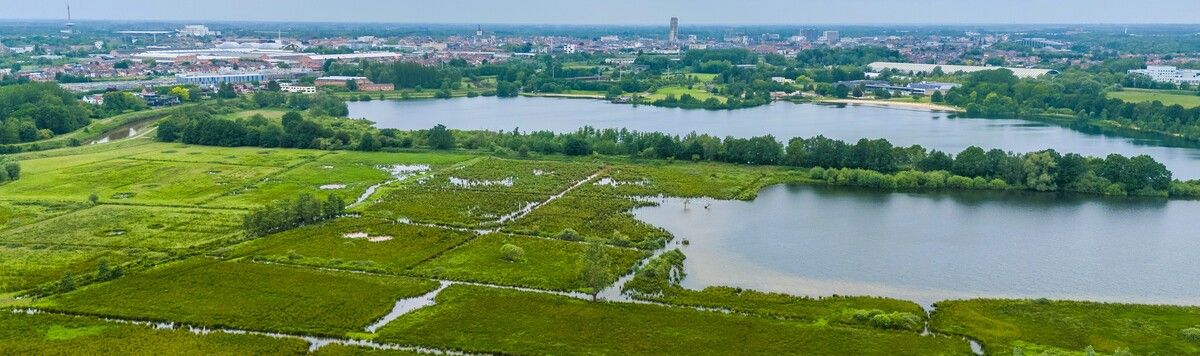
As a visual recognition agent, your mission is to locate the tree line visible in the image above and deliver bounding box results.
[243,193,346,237]
[0,83,90,144]
[156,98,366,150]
[425,126,1192,197]
[943,69,1200,139]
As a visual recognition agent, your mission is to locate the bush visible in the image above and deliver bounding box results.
[851,309,922,331]
[1182,328,1200,343]
[556,228,583,241]
[500,244,526,263]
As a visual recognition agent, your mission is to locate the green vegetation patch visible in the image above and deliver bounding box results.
[233,217,476,273]
[411,233,645,292]
[367,185,547,227]
[645,86,726,103]
[931,299,1200,355]
[313,343,426,356]
[1107,89,1200,109]
[0,158,279,205]
[210,150,470,208]
[126,144,322,167]
[0,312,308,354]
[655,287,926,330]
[0,245,143,293]
[0,205,243,250]
[37,258,440,336]
[0,200,85,231]
[434,157,600,194]
[506,194,669,249]
[376,284,971,355]
[581,162,775,200]
[8,140,164,176]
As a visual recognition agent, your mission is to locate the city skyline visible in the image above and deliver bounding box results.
[4,0,1199,25]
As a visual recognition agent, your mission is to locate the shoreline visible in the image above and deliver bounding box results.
[818,98,963,112]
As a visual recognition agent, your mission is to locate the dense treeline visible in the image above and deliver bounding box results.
[156,97,367,150]
[0,157,19,183]
[243,193,346,237]
[0,83,90,144]
[430,126,1195,197]
[943,69,1200,139]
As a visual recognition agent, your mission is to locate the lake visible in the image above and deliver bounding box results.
[349,97,1200,179]
[633,184,1200,307]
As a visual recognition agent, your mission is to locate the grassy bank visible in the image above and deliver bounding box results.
[931,299,1200,355]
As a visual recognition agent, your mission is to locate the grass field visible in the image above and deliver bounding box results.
[0,200,85,231]
[232,217,477,273]
[208,150,471,208]
[1108,88,1200,108]
[376,284,972,355]
[0,246,144,293]
[644,86,725,103]
[0,312,309,354]
[932,299,1200,355]
[580,162,779,200]
[410,233,646,292]
[37,258,440,336]
[0,205,244,250]
[506,195,670,248]
[6,113,1200,354]
[0,158,281,205]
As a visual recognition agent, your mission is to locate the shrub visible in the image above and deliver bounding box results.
[1182,328,1200,343]
[556,228,583,241]
[500,244,526,263]
[850,309,922,331]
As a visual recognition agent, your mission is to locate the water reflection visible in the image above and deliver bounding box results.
[633,184,1200,307]
[349,97,1200,178]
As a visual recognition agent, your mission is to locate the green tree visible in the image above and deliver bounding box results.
[345,79,359,91]
[580,242,612,301]
[427,124,455,149]
[951,146,989,177]
[1024,152,1058,191]
[930,91,944,103]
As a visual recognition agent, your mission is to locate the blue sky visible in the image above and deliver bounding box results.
[9,0,1199,24]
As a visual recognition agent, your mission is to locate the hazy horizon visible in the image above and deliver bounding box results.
[6,0,1199,25]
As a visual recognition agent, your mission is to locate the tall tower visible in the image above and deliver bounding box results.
[62,2,75,34]
[668,17,678,42]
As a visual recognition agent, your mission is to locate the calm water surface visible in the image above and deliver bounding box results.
[633,185,1200,306]
[349,97,1200,179]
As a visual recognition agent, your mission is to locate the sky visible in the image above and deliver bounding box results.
[6,0,1199,24]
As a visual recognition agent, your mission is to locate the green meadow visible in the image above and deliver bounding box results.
[0,118,1193,354]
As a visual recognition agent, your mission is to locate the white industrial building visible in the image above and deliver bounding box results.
[1128,66,1200,85]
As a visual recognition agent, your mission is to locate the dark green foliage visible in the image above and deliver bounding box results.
[623,249,686,296]
[945,69,1200,139]
[0,83,91,143]
[243,193,345,237]
[0,157,18,183]
[427,124,454,149]
[101,92,147,114]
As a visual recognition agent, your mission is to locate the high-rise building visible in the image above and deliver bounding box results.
[801,29,821,42]
[668,17,679,42]
[823,30,840,44]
